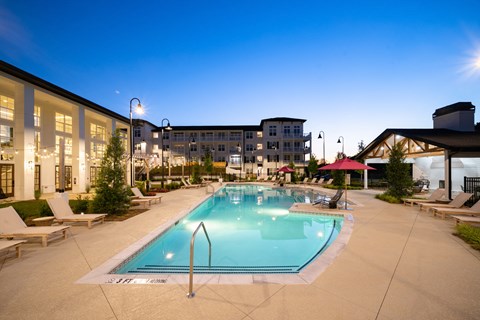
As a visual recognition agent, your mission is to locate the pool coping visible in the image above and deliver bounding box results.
[76,188,354,285]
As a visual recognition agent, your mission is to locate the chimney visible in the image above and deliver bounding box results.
[432,102,475,132]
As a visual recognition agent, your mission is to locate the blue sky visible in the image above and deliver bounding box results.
[1,0,480,161]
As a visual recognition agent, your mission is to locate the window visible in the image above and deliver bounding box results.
[245,132,253,139]
[56,135,72,165]
[0,95,14,121]
[34,131,41,162]
[55,113,72,134]
[230,132,241,141]
[34,105,41,127]
[246,144,254,152]
[217,132,227,140]
[294,154,302,161]
[90,142,105,160]
[294,125,301,135]
[269,126,277,136]
[218,144,225,152]
[267,141,279,149]
[90,124,106,141]
[190,144,197,152]
[153,144,159,150]
[153,132,159,139]
[134,127,141,138]
[284,155,291,162]
[283,126,290,135]
[0,125,13,148]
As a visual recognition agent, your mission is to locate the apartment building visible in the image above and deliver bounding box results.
[133,118,312,178]
[0,61,132,200]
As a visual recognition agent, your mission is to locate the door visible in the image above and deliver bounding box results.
[55,165,72,191]
[0,164,14,197]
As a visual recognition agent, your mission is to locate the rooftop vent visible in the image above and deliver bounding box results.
[432,102,476,132]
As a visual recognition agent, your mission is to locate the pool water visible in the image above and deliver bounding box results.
[115,184,343,274]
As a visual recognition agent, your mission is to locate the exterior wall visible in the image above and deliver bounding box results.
[0,69,131,200]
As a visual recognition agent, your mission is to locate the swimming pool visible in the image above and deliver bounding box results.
[114,184,343,275]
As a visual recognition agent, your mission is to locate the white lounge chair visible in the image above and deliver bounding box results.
[402,188,445,206]
[431,199,480,219]
[131,187,162,204]
[307,178,317,185]
[419,192,473,213]
[451,215,480,226]
[0,239,26,258]
[47,198,107,229]
[0,207,69,247]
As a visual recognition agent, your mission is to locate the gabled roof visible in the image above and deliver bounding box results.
[260,117,306,127]
[355,128,480,159]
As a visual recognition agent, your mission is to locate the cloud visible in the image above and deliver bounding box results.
[115,90,120,94]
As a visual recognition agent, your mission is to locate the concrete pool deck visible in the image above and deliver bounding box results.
[1,184,479,319]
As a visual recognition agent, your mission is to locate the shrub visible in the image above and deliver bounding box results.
[454,224,480,250]
[386,143,413,200]
[71,194,90,213]
[375,193,402,204]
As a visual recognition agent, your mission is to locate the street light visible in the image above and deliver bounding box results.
[129,98,143,187]
[161,118,172,188]
[236,142,242,180]
[271,145,277,175]
[318,131,325,165]
[337,136,344,155]
[188,134,196,176]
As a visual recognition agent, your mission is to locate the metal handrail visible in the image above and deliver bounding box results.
[187,222,212,298]
[205,183,214,194]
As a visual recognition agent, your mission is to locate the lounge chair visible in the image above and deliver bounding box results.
[431,199,480,219]
[131,187,162,204]
[402,188,445,206]
[451,215,480,226]
[313,189,344,209]
[47,198,107,229]
[274,176,284,185]
[307,178,317,185]
[270,176,277,183]
[317,178,325,185]
[324,178,334,185]
[0,207,69,247]
[419,192,473,213]
[181,178,201,188]
[301,177,309,184]
[0,239,26,258]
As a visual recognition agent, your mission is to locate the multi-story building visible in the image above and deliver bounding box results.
[133,118,312,178]
[0,61,133,200]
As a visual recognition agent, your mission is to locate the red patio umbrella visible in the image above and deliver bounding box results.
[276,166,295,173]
[319,158,375,209]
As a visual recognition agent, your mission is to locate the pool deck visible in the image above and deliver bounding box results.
[1,183,479,319]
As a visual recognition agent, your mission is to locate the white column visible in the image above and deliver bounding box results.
[14,83,35,200]
[444,150,451,200]
[72,105,86,193]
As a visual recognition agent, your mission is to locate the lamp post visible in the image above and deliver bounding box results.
[337,136,344,156]
[236,142,242,180]
[250,148,256,178]
[161,118,172,188]
[271,145,277,175]
[188,134,196,177]
[129,98,143,187]
[318,131,325,165]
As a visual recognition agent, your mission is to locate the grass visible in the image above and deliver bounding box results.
[375,193,402,204]
[454,223,480,251]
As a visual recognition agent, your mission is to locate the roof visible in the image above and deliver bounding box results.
[432,102,475,119]
[0,60,130,124]
[152,125,262,132]
[260,117,306,126]
[355,128,480,159]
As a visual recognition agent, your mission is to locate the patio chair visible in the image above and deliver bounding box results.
[313,189,344,209]
[451,215,480,226]
[131,187,162,204]
[418,192,473,213]
[0,239,26,258]
[402,188,445,206]
[0,206,69,247]
[181,178,199,189]
[47,198,107,229]
[431,199,480,219]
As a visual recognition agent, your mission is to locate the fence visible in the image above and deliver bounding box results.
[463,176,480,207]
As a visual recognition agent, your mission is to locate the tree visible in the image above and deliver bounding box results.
[91,129,131,215]
[204,147,214,179]
[332,152,345,187]
[288,161,298,183]
[307,155,318,178]
[190,163,202,184]
[386,143,413,199]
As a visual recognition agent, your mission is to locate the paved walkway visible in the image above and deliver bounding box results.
[0,185,479,320]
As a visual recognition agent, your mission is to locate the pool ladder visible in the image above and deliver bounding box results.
[187,222,212,298]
